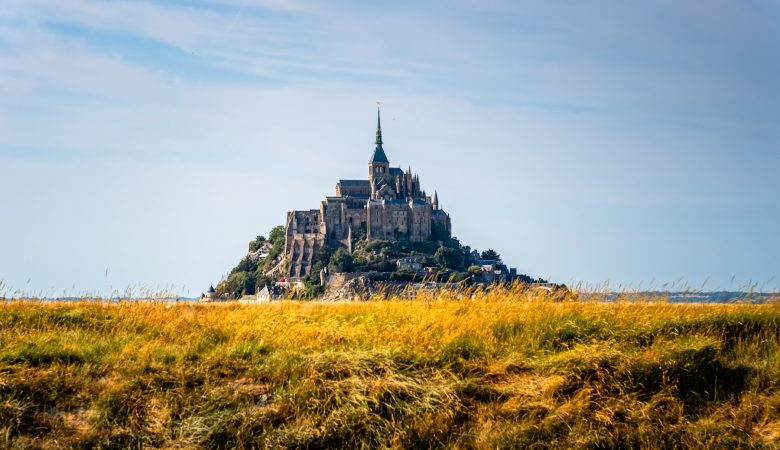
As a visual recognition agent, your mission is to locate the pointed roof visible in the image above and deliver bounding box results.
[375,105,382,145]
[370,146,389,164]
[370,106,389,164]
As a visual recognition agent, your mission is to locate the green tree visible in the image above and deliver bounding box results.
[328,248,354,273]
[255,274,272,291]
[268,226,285,245]
[262,225,286,271]
[248,235,266,252]
[217,271,254,298]
[435,246,464,270]
[352,222,367,243]
[365,240,392,253]
[481,249,500,261]
[309,246,334,284]
[462,245,472,265]
[443,237,462,251]
[230,257,257,275]
[378,260,395,272]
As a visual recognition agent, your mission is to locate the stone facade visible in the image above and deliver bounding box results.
[284,109,451,279]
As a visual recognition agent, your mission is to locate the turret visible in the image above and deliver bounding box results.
[433,191,439,210]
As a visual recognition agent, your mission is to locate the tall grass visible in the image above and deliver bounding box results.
[1,287,779,448]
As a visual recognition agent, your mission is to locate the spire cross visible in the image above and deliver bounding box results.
[375,102,383,145]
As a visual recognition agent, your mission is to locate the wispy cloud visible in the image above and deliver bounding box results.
[0,0,778,292]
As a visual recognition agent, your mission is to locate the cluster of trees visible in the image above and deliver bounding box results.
[215,226,285,298]
[216,222,508,298]
[350,235,501,273]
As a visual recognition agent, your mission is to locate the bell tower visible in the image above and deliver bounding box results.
[368,105,390,194]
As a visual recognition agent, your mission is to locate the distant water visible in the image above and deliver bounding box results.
[591,292,778,304]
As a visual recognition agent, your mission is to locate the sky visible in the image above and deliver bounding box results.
[1,0,779,297]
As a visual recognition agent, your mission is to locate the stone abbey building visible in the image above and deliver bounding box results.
[284,109,451,278]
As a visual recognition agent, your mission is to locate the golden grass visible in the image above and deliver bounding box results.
[1,287,779,448]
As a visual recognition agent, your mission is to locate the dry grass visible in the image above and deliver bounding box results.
[1,287,779,449]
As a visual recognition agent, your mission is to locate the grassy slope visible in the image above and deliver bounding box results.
[1,290,779,449]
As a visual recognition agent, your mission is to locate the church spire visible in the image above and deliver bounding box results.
[433,191,439,210]
[369,103,389,164]
[375,104,383,145]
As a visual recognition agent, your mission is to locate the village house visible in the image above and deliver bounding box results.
[396,257,423,272]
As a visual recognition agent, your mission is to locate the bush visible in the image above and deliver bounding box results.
[378,260,396,272]
[435,247,463,270]
[365,240,393,254]
[390,270,422,282]
[410,241,439,255]
[328,248,354,273]
[248,235,266,252]
[217,272,254,298]
[481,249,500,261]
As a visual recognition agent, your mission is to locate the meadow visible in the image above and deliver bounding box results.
[1,288,779,449]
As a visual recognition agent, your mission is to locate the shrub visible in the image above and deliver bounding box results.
[328,248,354,273]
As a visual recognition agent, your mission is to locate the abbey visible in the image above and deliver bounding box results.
[284,109,451,279]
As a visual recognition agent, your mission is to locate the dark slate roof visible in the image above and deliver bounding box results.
[370,144,389,164]
[338,179,370,186]
[389,167,403,176]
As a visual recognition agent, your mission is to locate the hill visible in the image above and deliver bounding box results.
[214,225,540,299]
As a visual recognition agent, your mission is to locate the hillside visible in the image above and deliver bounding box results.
[1,290,780,448]
[214,225,539,299]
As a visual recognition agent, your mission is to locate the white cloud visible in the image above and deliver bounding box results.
[0,0,778,293]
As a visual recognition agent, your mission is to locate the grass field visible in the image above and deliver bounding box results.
[1,288,779,449]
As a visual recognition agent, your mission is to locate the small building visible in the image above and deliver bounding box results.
[396,257,423,272]
[239,294,256,304]
[256,285,283,302]
[424,267,440,276]
[200,285,217,302]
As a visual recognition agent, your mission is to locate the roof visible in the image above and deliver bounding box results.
[370,144,389,164]
[338,179,370,186]
[389,167,403,176]
[398,257,422,263]
[473,259,500,266]
[258,285,283,296]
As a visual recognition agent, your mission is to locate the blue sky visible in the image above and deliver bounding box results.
[1,0,778,296]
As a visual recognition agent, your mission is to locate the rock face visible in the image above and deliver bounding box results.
[322,273,373,301]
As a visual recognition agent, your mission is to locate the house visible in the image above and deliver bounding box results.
[396,257,423,272]
[256,285,283,302]
[469,260,519,284]
[238,294,256,304]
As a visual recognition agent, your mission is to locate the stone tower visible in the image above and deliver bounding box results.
[368,107,390,198]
